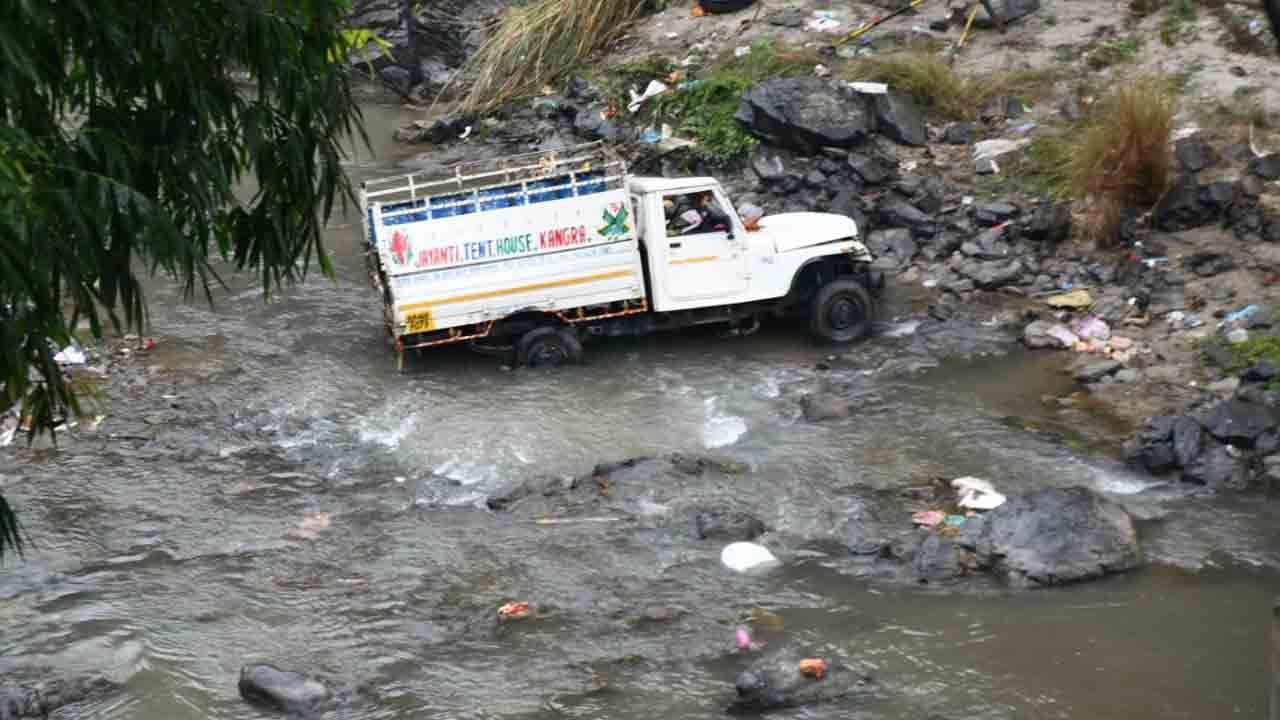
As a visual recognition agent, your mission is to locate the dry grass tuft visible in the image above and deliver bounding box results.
[844,51,1059,121]
[455,0,649,113]
[1069,75,1177,244]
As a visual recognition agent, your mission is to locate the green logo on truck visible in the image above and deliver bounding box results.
[599,203,631,237]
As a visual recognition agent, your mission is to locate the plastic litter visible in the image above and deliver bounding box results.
[1227,328,1250,344]
[1071,315,1111,342]
[952,477,1007,511]
[1015,122,1037,134]
[721,541,780,574]
[734,46,752,58]
[944,515,967,527]
[912,510,946,527]
[847,81,889,95]
[1045,290,1092,309]
[973,138,1031,163]
[799,658,828,680]
[1223,304,1260,326]
[813,64,831,77]
[736,627,752,650]
[640,128,662,144]
[807,10,842,33]
[628,80,669,114]
[498,601,531,621]
[458,126,473,141]
[1046,324,1080,348]
[54,341,86,366]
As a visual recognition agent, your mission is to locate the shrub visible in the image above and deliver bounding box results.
[1068,75,1176,244]
[844,51,1059,121]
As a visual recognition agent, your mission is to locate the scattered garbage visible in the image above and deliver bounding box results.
[54,340,87,366]
[1071,315,1111,343]
[498,601,531,621]
[628,80,669,114]
[952,477,1007,511]
[813,64,831,77]
[734,46,752,58]
[806,10,842,33]
[973,138,1031,163]
[912,510,946,527]
[736,627,754,650]
[1015,122,1037,134]
[458,126,473,141]
[799,658,828,680]
[1166,311,1204,331]
[1045,290,1093,309]
[1222,304,1260,326]
[944,515,967,527]
[1045,323,1081,348]
[1227,328,1250,345]
[721,541,780,574]
[847,81,889,95]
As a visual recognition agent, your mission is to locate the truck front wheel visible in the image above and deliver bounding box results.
[517,326,584,368]
[809,280,875,344]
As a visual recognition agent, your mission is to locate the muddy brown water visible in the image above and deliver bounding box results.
[3,104,1280,719]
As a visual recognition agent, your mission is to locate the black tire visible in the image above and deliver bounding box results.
[809,279,875,344]
[700,0,757,13]
[516,326,583,368]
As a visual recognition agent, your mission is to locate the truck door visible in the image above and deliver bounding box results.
[661,188,749,302]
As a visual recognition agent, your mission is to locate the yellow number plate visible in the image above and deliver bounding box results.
[405,310,435,334]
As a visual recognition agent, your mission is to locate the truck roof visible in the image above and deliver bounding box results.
[626,176,719,195]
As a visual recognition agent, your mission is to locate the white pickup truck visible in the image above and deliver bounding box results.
[359,143,883,368]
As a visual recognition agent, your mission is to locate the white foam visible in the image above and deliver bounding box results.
[702,397,747,449]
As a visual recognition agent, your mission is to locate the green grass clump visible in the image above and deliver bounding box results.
[843,51,1059,121]
[1005,133,1076,200]
[1087,37,1143,69]
[648,40,822,165]
[1159,0,1197,45]
[1220,336,1280,388]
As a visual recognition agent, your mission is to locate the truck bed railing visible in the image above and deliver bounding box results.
[360,141,627,248]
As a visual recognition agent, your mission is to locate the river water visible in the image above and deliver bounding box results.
[3,103,1280,719]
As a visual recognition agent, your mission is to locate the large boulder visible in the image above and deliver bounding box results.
[239,664,330,715]
[732,649,874,711]
[1203,400,1280,447]
[870,92,927,147]
[737,77,875,151]
[0,676,119,718]
[1181,439,1248,489]
[966,487,1141,587]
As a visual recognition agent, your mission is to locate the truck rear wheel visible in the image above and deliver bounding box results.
[810,279,875,344]
[516,326,583,368]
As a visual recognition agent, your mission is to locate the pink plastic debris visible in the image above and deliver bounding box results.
[1071,315,1111,342]
[912,510,946,527]
[736,627,752,650]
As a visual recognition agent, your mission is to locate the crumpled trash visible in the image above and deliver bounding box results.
[974,138,1031,163]
[54,340,86,366]
[736,627,752,650]
[1222,304,1259,326]
[498,601,531,621]
[944,515,966,527]
[1071,315,1111,342]
[628,80,668,113]
[912,510,946,527]
[1045,290,1093,309]
[799,658,828,680]
[721,541,780,574]
[847,81,889,95]
[952,477,1007,511]
[1046,323,1080,348]
[1166,311,1204,330]
[806,10,842,33]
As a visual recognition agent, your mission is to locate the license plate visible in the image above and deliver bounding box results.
[405,310,435,334]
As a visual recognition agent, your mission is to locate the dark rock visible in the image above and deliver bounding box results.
[975,157,999,175]
[914,534,972,583]
[870,91,928,147]
[737,77,875,151]
[1200,181,1238,213]
[1024,320,1071,349]
[1074,360,1122,382]
[1024,202,1072,244]
[1175,134,1218,173]
[1251,154,1280,180]
[1154,174,1214,231]
[942,121,977,145]
[1171,416,1203,467]
[573,105,617,141]
[974,202,1020,226]
[980,95,1026,122]
[732,649,874,711]
[1244,361,1279,383]
[1203,400,1280,447]
[966,487,1141,587]
[379,65,414,96]
[847,152,893,185]
[1184,251,1234,278]
[769,7,807,27]
[487,475,570,510]
[804,169,828,188]
[694,510,766,541]
[1203,342,1236,369]
[239,664,330,715]
[0,676,119,718]
[801,394,854,422]
[964,259,1024,289]
[879,198,935,234]
[1181,440,1247,489]
[1257,430,1280,455]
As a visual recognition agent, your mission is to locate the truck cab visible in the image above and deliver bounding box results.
[359,143,883,369]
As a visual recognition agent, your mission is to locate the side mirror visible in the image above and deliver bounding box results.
[726,231,736,241]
